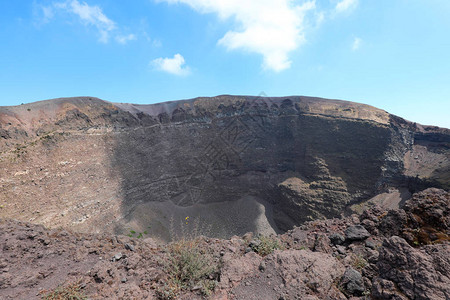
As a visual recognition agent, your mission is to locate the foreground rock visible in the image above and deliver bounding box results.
[1,189,448,299]
[374,236,450,300]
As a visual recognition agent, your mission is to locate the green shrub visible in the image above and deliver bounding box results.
[251,235,282,256]
[127,229,148,238]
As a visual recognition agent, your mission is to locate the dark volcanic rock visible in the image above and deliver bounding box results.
[364,188,450,246]
[345,225,371,241]
[329,233,346,245]
[372,278,409,300]
[374,236,450,300]
[0,128,10,139]
[341,267,365,296]
[275,169,352,230]
[403,188,450,242]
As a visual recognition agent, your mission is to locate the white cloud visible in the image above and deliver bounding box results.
[160,0,317,72]
[352,37,362,51]
[55,0,115,43]
[335,0,358,14]
[151,54,190,76]
[115,34,137,44]
[40,0,136,44]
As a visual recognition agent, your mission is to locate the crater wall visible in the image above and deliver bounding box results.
[0,96,448,241]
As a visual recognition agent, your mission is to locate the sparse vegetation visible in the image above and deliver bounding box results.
[157,238,219,299]
[127,229,147,239]
[40,134,53,141]
[41,281,87,300]
[350,254,368,270]
[251,235,282,256]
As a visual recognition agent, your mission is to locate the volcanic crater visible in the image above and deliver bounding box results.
[0,95,449,242]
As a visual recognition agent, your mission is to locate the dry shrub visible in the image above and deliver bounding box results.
[157,238,219,299]
[41,281,87,300]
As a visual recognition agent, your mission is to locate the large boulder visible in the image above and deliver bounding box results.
[373,236,450,300]
[341,267,365,296]
[345,225,371,241]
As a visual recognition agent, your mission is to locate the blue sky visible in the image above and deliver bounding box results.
[1,0,449,128]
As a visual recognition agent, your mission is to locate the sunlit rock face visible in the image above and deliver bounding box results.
[0,95,448,241]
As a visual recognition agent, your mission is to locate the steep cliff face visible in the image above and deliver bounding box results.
[0,96,448,241]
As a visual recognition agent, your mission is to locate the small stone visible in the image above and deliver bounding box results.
[112,253,123,261]
[227,246,237,253]
[337,245,346,255]
[121,277,127,283]
[365,240,376,250]
[329,233,345,245]
[249,239,261,249]
[245,247,252,253]
[259,261,266,272]
[220,250,225,256]
[125,243,135,251]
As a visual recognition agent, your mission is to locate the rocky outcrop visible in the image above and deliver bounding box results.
[361,188,450,246]
[274,158,352,230]
[374,236,450,300]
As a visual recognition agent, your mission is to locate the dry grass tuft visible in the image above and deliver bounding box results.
[157,238,219,299]
[41,281,87,300]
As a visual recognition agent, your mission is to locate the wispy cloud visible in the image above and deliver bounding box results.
[315,11,325,26]
[151,54,190,76]
[161,0,317,72]
[335,0,359,14]
[41,6,55,23]
[33,3,55,26]
[54,0,115,43]
[115,34,137,44]
[352,37,362,51]
[38,0,136,44]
